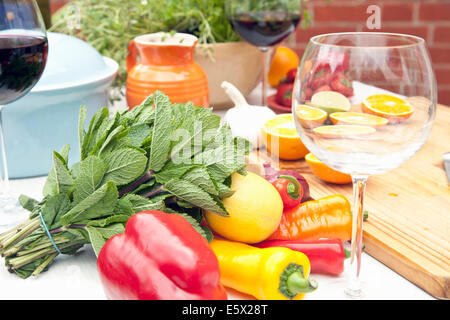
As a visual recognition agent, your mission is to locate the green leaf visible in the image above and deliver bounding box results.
[73,156,107,204]
[78,105,87,156]
[59,181,118,226]
[58,144,70,165]
[86,223,125,257]
[149,91,173,171]
[102,148,148,186]
[128,123,151,147]
[43,151,74,197]
[87,214,130,227]
[41,194,71,229]
[182,166,218,195]
[171,212,212,242]
[154,161,195,185]
[120,194,165,213]
[81,107,109,159]
[165,178,228,216]
[19,195,40,213]
[86,226,106,257]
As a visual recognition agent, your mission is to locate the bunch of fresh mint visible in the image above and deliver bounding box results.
[0,91,250,278]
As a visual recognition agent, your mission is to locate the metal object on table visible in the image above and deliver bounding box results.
[443,152,450,184]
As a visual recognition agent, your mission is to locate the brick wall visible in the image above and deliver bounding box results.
[290,0,450,105]
[49,0,450,105]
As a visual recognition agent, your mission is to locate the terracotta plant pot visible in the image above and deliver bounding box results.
[194,41,262,109]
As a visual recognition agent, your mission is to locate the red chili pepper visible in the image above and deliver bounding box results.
[254,238,346,275]
[97,211,227,300]
[272,175,303,209]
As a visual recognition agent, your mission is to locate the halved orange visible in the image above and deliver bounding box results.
[362,94,414,123]
[313,125,376,138]
[330,112,388,127]
[295,104,328,128]
[305,153,352,184]
[262,114,309,160]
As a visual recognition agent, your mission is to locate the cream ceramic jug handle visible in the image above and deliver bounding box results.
[221,81,249,108]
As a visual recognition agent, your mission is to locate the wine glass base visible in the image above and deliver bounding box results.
[0,194,29,233]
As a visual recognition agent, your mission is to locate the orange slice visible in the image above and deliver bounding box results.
[305,153,352,184]
[330,112,388,127]
[362,94,414,122]
[313,125,376,138]
[262,114,309,160]
[295,104,328,128]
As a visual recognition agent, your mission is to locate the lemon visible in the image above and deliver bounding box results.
[205,172,283,244]
[310,91,351,114]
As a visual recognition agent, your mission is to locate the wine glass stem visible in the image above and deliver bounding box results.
[260,47,269,106]
[346,174,368,298]
[0,107,10,195]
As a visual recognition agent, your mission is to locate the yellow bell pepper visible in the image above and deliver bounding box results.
[210,238,317,300]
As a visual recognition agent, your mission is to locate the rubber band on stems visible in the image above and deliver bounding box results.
[38,211,61,254]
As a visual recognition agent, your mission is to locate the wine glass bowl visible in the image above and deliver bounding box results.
[225,0,302,106]
[292,32,437,297]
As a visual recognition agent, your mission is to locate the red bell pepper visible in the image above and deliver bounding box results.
[272,175,303,209]
[254,238,346,275]
[97,211,227,300]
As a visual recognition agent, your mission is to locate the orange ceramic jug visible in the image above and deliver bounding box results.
[126,32,209,109]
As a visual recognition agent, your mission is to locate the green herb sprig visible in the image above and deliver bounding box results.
[0,91,251,278]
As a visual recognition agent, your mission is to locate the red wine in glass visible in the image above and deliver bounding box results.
[228,11,301,47]
[225,6,302,106]
[0,34,48,105]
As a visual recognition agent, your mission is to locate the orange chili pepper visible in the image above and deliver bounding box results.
[269,195,352,241]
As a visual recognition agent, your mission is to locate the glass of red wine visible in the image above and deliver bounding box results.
[225,0,302,106]
[0,0,48,231]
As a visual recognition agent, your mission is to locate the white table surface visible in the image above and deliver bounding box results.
[0,86,435,300]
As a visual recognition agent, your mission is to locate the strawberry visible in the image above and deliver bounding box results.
[309,63,333,89]
[304,87,313,101]
[330,72,353,97]
[276,83,294,107]
[285,68,297,83]
[313,85,332,95]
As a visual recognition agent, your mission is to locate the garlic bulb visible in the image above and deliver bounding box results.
[222,81,276,149]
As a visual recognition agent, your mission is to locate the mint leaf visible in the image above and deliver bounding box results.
[165,178,228,216]
[81,107,109,159]
[87,223,125,257]
[78,105,87,156]
[86,226,106,257]
[43,151,74,197]
[120,194,165,213]
[102,147,148,186]
[182,166,218,195]
[73,156,107,204]
[149,91,173,171]
[60,181,118,226]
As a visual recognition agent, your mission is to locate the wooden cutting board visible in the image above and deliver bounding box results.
[249,104,450,299]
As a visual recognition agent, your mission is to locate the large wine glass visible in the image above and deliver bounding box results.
[225,0,302,106]
[0,0,48,231]
[292,33,436,298]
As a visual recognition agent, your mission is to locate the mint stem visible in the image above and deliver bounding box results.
[118,171,153,197]
[142,185,164,199]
